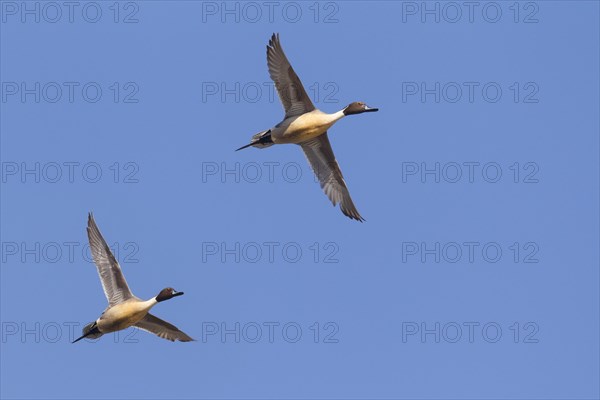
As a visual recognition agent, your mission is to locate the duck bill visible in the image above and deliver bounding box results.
[173,291,184,297]
[364,106,379,112]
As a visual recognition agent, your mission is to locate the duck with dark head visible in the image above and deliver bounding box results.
[343,101,379,116]
[236,33,380,222]
[156,287,184,302]
[73,213,194,343]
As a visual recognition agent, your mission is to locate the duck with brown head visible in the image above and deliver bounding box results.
[156,287,184,302]
[343,101,379,116]
[73,213,194,343]
[236,33,379,222]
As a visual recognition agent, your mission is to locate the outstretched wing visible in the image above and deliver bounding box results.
[134,313,194,342]
[267,33,315,118]
[300,134,365,222]
[87,213,135,306]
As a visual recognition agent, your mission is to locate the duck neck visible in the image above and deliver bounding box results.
[332,109,346,121]
[327,109,346,124]
[143,297,158,311]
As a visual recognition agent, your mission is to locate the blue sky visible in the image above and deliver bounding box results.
[1,1,599,399]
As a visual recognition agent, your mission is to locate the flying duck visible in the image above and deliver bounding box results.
[236,33,378,222]
[73,213,194,343]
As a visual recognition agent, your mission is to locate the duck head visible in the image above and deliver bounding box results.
[156,287,184,302]
[343,102,379,116]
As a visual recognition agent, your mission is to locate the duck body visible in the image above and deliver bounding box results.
[96,297,157,333]
[271,110,345,144]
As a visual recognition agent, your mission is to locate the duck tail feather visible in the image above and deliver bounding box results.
[72,321,103,343]
[236,130,274,151]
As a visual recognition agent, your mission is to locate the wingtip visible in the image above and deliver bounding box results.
[176,335,196,343]
[352,215,366,223]
[342,209,365,223]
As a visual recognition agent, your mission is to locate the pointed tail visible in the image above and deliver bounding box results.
[72,321,103,343]
[235,142,255,151]
[236,130,273,151]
